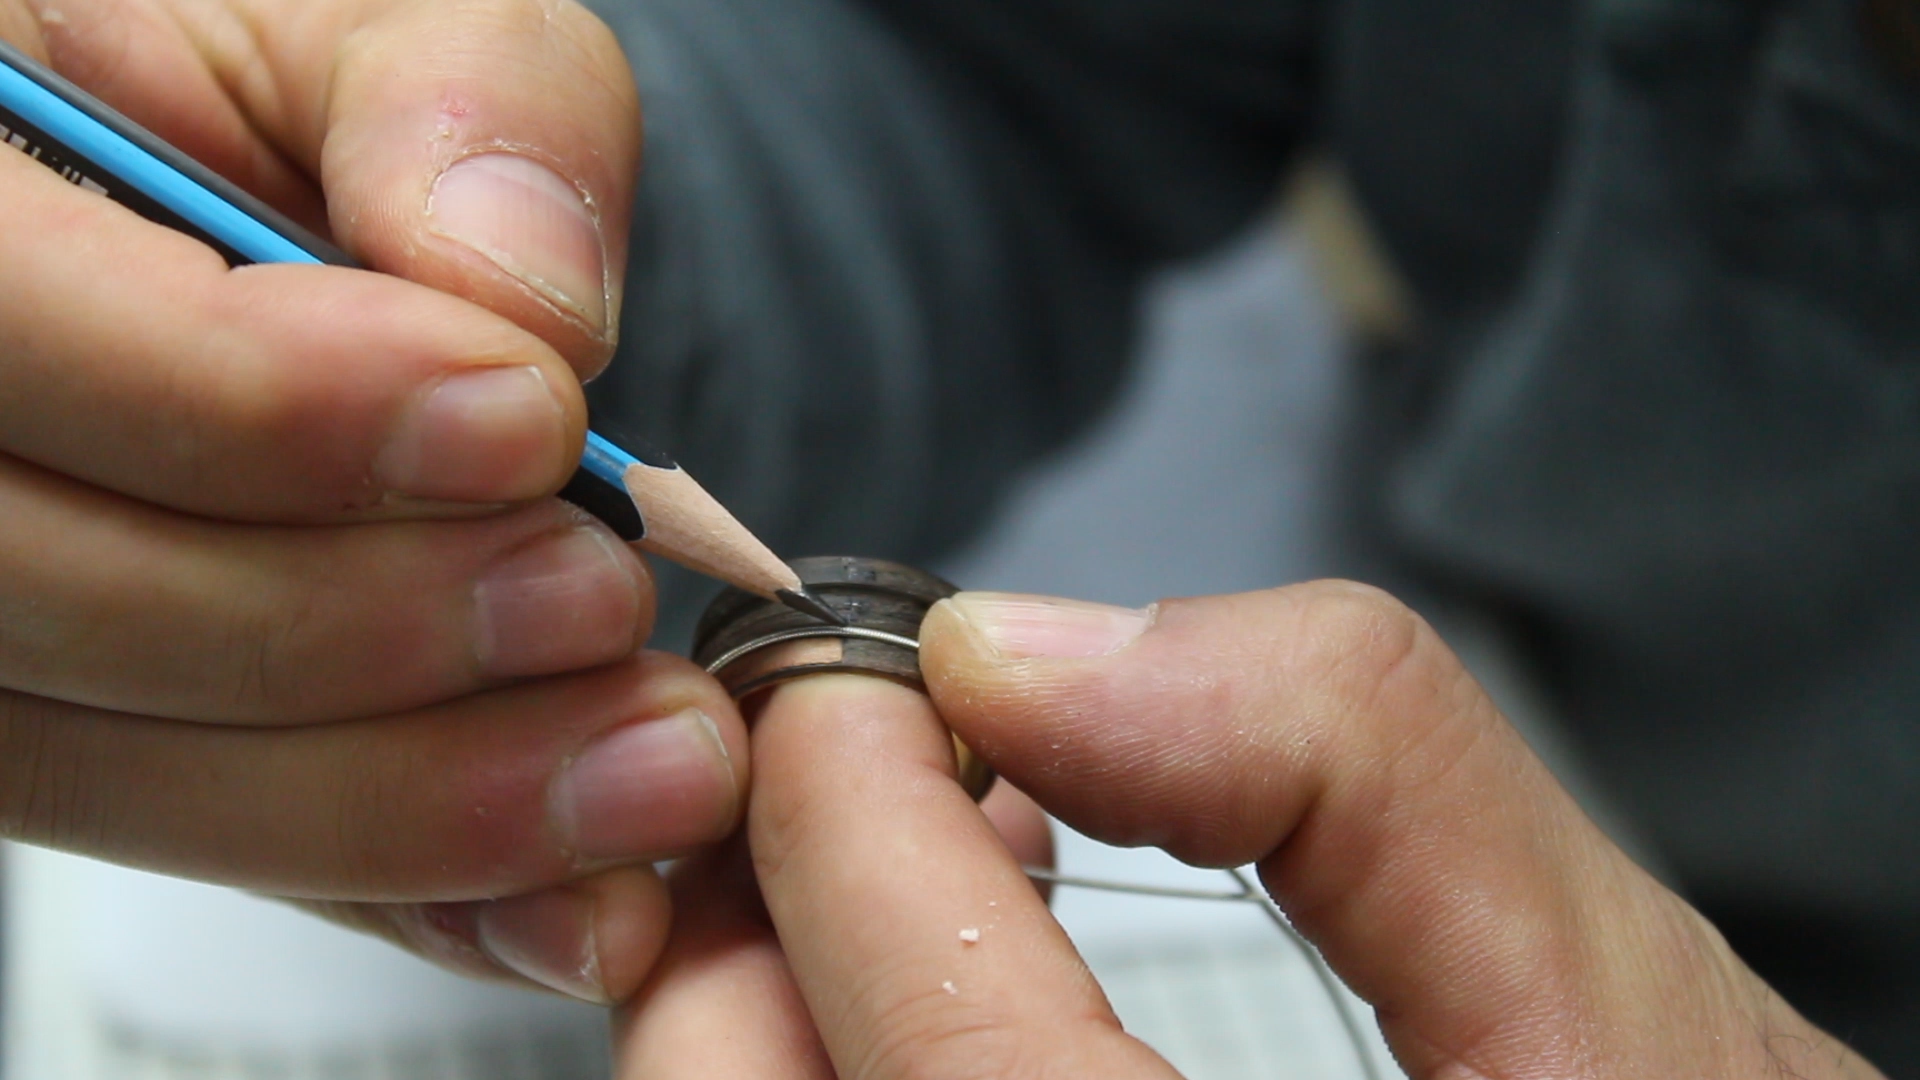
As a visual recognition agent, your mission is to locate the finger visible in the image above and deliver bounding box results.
[182,0,637,370]
[0,460,650,723]
[610,782,1054,1078]
[315,0,639,367]
[746,675,1177,1080]
[0,9,45,56]
[979,781,1055,877]
[0,651,747,899]
[614,841,834,1079]
[921,586,1882,1079]
[24,0,638,371]
[20,0,329,228]
[295,863,673,1004]
[0,150,586,520]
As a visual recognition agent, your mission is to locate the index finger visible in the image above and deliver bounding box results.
[746,675,1178,1080]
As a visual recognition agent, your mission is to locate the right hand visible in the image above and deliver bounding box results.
[0,0,745,1003]
[616,584,1887,1078]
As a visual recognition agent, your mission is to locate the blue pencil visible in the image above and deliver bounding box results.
[0,38,839,625]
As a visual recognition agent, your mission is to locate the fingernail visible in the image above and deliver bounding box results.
[945,593,1153,659]
[551,709,737,864]
[474,524,643,678]
[376,365,568,502]
[429,152,609,337]
[475,887,609,1003]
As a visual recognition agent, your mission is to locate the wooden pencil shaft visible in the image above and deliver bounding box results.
[622,461,805,601]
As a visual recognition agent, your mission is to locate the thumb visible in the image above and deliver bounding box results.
[260,0,640,375]
[920,584,1881,1079]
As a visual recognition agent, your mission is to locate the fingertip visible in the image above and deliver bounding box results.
[187,265,592,518]
[930,593,1154,662]
[621,650,753,810]
[468,513,655,681]
[531,651,752,871]
[591,865,675,1002]
[920,596,1127,774]
[918,597,985,664]
[470,866,671,1004]
[473,884,612,1002]
[374,363,573,505]
[918,596,1036,708]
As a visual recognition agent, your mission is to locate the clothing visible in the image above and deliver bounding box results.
[584,0,1920,1066]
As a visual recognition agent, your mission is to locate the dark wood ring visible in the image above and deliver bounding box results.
[692,556,995,800]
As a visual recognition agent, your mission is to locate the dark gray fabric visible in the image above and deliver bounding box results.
[583,0,1920,1066]
[582,0,1313,645]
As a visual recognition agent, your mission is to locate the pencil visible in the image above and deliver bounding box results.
[567,431,844,624]
[0,38,841,626]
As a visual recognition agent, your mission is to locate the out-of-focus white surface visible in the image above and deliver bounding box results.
[5,223,1401,1079]
[78,856,592,1048]
[7,843,94,1080]
[5,844,607,1077]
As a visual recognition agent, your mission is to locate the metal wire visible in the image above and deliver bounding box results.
[701,625,924,677]
[1019,866,1256,902]
[1228,868,1384,1080]
[1020,863,1384,1080]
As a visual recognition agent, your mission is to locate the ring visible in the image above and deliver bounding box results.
[701,625,924,680]
[692,556,995,799]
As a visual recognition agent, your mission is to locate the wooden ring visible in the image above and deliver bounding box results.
[692,556,995,800]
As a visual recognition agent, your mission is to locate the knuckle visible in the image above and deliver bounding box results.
[1285,580,1426,687]
[1282,580,1495,783]
[219,572,324,720]
[1280,580,1454,721]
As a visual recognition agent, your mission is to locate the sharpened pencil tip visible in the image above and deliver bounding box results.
[777,587,848,626]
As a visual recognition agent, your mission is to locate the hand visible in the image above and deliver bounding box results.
[614,583,1887,1078]
[0,0,741,1002]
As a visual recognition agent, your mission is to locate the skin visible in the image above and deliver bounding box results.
[0,7,1892,1062]
[614,584,1889,1080]
[0,0,738,1001]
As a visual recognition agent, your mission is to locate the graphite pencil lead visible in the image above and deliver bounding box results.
[776,586,849,626]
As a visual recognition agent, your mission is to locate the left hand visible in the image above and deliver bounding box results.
[612,583,1886,1079]
[0,0,729,1002]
